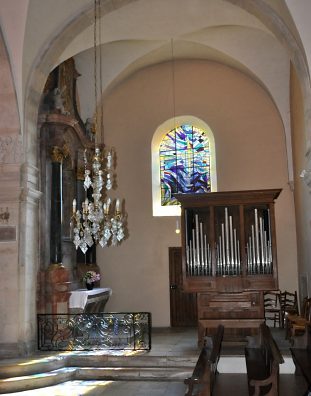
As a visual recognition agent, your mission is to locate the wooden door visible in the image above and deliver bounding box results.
[169,247,197,326]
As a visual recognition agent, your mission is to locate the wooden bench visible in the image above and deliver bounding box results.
[245,322,284,396]
[184,324,224,396]
[290,323,311,395]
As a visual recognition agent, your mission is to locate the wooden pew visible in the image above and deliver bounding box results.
[290,323,311,395]
[245,322,284,396]
[184,324,224,396]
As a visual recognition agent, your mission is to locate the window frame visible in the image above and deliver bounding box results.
[152,115,217,217]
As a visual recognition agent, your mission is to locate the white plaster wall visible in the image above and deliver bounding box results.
[286,0,311,82]
[94,60,297,326]
[290,66,311,301]
[0,0,29,118]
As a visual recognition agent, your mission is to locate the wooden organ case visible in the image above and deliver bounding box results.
[175,189,281,343]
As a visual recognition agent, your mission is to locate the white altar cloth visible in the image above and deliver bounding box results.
[69,288,112,310]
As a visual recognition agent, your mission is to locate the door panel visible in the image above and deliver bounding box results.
[169,247,197,326]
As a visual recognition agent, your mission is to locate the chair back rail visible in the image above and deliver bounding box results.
[280,290,298,327]
[264,291,282,328]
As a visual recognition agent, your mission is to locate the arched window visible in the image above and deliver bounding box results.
[152,116,217,216]
[160,124,211,206]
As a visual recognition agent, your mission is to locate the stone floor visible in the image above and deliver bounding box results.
[2,375,307,396]
[0,326,309,396]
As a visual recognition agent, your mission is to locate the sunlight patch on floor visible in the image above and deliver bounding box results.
[5,380,114,396]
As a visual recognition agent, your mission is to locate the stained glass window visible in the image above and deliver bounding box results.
[160,124,211,206]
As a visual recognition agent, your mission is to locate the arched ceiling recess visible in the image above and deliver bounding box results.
[24,0,308,180]
[75,33,284,118]
[74,24,287,106]
[24,0,287,97]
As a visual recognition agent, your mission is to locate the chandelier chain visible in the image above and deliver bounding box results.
[171,38,176,130]
[99,0,104,145]
[71,0,126,253]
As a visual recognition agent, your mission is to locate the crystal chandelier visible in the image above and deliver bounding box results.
[71,0,125,254]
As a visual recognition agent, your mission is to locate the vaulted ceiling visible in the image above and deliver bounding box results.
[18,0,308,180]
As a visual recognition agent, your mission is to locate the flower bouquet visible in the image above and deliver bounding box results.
[83,271,101,290]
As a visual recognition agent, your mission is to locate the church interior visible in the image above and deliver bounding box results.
[1,0,311,394]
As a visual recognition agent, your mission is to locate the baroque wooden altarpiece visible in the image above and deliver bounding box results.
[37,59,99,314]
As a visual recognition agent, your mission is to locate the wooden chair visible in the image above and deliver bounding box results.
[285,296,306,339]
[287,297,311,339]
[280,290,298,328]
[264,291,282,328]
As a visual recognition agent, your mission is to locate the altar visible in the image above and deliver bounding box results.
[69,287,112,313]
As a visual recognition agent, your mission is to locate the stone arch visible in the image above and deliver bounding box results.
[23,0,311,176]
[19,0,311,354]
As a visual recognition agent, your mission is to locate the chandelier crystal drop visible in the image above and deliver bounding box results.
[72,148,125,253]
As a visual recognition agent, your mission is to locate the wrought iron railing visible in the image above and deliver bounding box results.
[37,312,151,351]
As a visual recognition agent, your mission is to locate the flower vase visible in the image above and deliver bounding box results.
[86,281,94,290]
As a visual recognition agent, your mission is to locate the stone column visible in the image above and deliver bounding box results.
[46,146,70,314]
[50,146,63,265]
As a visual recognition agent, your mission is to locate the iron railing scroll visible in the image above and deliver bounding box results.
[37,312,151,351]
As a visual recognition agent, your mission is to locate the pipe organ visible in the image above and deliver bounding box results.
[175,189,281,343]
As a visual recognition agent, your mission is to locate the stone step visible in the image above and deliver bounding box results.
[0,352,197,379]
[0,367,76,394]
[0,353,296,394]
[0,366,193,394]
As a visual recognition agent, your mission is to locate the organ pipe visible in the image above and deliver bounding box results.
[246,209,273,275]
[215,207,241,275]
[185,207,273,277]
[185,214,212,276]
[185,207,241,276]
